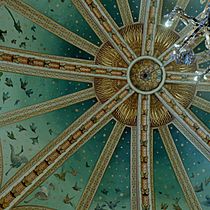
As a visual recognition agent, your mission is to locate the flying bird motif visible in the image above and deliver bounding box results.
[69,166,78,176]
[94,203,107,210]
[24,186,49,203]
[105,200,120,210]
[14,99,20,105]
[25,89,34,97]
[31,25,36,32]
[5,78,13,87]
[3,92,10,103]
[30,136,39,145]
[5,6,23,33]
[7,131,16,140]
[194,182,204,192]
[20,78,28,90]
[16,124,27,132]
[72,182,81,191]
[63,194,75,206]
[54,167,67,181]
[5,144,28,176]
[30,123,37,133]
[0,29,7,42]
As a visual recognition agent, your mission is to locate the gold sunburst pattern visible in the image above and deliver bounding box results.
[95,24,196,127]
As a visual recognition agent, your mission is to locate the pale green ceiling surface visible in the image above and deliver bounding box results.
[0,0,209,210]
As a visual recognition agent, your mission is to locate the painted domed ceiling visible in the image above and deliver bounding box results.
[0,0,209,209]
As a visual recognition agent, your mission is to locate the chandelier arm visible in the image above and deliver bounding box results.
[159,10,204,62]
[169,0,191,31]
[165,71,210,85]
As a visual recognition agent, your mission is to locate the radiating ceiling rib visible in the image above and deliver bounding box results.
[0,86,134,209]
[155,87,210,155]
[95,0,120,30]
[0,61,126,81]
[0,62,93,83]
[3,0,99,56]
[0,49,127,81]
[130,127,140,210]
[141,0,161,56]
[173,119,210,161]
[139,0,147,23]
[196,85,210,92]
[12,206,54,210]
[170,0,191,30]
[0,142,3,188]
[159,126,202,210]
[0,0,209,209]
[196,51,210,65]
[77,0,137,64]
[16,115,113,208]
[0,46,95,65]
[76,122,125,210]
[187,108,210,133]
[157,0,163,24]
[71,0,107,43]
[116,0,133,25]
[0,103,106,193]
[0,0,5,6]
[192,96,210,113]
[136,95,154,210]
[0,87,96,127]
[165,71,210,86]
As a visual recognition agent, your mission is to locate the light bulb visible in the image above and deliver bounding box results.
[165,20,173,27]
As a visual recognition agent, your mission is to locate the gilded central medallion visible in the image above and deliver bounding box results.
[127,56,166,94]
[94,24,196,127]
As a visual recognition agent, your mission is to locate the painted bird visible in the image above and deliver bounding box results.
[63,194,74,206]
[5,6,23,33]
[25,89,33,97]
[54,168,67,181]
[72,182,81,191]
[16,124,27,132]
[3,92,10,103]
[20,78,28,90]
[7,131,16,140]
[0,29,7,42]
[5,78,13,87]
[30,136,39,145]
[30,123,37,133]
